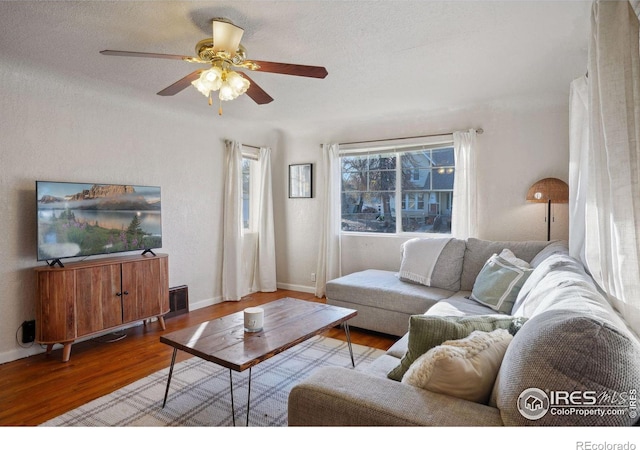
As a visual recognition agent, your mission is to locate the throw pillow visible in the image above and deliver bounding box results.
[498,248,530,269]
[402,329,513,404]
[470,253,533,314]
[387,315,524,381]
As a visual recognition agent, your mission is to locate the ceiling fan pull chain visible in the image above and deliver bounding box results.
[208,92,213,106]
[219,103,223,116]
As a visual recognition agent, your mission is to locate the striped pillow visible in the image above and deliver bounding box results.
[470,253,533,314]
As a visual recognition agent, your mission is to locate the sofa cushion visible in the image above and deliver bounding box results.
[427,238,466,291]
[387,315,522,382]
[470,252,533,314]
[511,253,631,329]
[426,291,499,317]
[399,237,452,287]
[398,238,466,291]
[529,240,569,267]
[402,329,513,404]
[326,269,454,315]
[511,253,580,317]
[495,310,640,426]
[459,238,548,291]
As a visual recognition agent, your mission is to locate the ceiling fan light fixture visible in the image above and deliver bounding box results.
[226,71,250,95]
[218,74,249,101]
[192,65,250,102]
[218,83,236,101]
[212,18,244,57]
[191,66,223,96]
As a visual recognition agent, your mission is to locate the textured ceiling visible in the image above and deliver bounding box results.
[0,1,591,130]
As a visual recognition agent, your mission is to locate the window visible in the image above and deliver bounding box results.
[340,143,455,234]
[242,157,252,230]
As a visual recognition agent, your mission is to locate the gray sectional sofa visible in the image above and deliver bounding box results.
[288,238,640,426]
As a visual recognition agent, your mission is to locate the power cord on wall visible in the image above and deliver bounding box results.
[15,323,34,348]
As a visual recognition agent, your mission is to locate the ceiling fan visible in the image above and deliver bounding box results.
[100,18,328,114]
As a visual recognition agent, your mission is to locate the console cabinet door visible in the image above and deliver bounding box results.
[75,265,123,337]
[36,270,75,343]
[121,257,169,324]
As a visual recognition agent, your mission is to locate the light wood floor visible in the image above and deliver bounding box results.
[0,290,396,426]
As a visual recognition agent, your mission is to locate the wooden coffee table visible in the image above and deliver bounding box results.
[159,298,357,426]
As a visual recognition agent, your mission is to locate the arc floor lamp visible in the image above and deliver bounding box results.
[526,177,569,241]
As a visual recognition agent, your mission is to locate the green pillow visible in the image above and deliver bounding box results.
[387,315,526,382]
[470,253,533,314]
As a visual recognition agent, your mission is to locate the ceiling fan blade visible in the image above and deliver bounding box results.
[157,70,203,96]
[251,61,328,79]
[100,50,194,61]
[240,73,274,105]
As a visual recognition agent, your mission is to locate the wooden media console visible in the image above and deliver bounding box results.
[35,253,169,362]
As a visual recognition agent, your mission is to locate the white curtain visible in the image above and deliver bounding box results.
[222,142,277,301]
[568,75,589,265]
[252,147,277,292]
[569,0,640,335]
[222,140,246,301]
[451,129,478,239]
[315,143,341,297]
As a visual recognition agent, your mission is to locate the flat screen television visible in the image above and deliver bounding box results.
[36,181,162,266]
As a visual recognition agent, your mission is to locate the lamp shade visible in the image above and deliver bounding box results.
[526,178,569,203]
[212,18,244,57]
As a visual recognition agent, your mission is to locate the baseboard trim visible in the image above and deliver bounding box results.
[276,282,316,294]
[188,296,223,311]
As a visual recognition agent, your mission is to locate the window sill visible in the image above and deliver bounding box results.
[340,231,453,238]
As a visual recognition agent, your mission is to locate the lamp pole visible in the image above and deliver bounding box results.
[546,199,551,241]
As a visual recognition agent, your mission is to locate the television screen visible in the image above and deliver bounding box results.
[36,181,162,263]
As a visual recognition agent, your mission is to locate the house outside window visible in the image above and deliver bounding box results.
[341,143,454,234]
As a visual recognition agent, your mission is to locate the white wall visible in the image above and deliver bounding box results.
[0,59,573,364]
[0,58,274,363]
[275,98,571,288]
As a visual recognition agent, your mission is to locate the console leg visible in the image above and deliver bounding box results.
[61,343,72,362]
[158,316,166,331]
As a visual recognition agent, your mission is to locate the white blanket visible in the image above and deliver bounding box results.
[399,237,452,286]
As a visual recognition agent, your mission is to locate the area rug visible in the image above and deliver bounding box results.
[40,336,384,427]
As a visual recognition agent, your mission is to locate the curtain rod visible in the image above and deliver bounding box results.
[334,128,483,147]
[242,143,260,150]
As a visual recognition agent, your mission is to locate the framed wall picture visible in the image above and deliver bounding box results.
[289,163,312,198]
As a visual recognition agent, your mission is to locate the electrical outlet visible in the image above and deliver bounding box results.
[311,272,316,282]
[22,320,35,344]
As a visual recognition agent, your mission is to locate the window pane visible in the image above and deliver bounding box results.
[340,153,396,233]
[341,192,396,233]
[242,158,251,229]
[431,147,455,166]
[368,170,395,191]
[432,168,454,190]
[400,146,454,233]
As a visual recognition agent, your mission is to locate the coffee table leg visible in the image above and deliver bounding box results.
[229,369,236,426]
[247,366,253,426]
[344,323,355,368]
[162,348,178,408]
[228,367,252,427]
